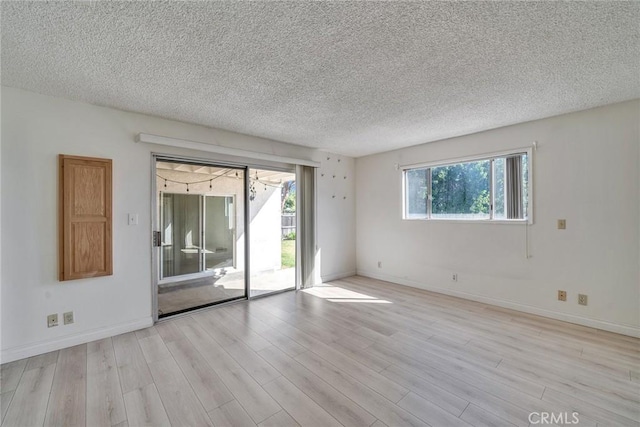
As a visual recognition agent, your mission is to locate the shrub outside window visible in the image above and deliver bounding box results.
[403,150,531,222]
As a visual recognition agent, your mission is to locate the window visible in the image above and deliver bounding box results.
[403,151,530,222]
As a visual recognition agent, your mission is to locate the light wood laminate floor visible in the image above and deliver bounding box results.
[1,276,639,427]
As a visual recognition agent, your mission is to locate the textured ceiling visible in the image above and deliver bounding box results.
[2,2,639,157]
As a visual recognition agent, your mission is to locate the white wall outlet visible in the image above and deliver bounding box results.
[47,314,58,328]
[452,273,458,282]
[128,213,139,226]
[377,261,382,268]
[578,294,588,306]
[63,311,74,325]
[558,290,567,301]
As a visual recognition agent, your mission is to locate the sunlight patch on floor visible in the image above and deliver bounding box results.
[302,284,392,304]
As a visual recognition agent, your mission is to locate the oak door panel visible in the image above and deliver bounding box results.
[59,155,112,281]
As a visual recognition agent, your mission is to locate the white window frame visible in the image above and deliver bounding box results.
[402,147,533,224]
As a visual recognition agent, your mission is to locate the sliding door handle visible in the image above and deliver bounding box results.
[153,231,162,247]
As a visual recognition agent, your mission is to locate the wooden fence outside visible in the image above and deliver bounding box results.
[281,213,296,238]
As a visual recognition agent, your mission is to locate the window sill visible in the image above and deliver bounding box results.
[403,218,532,225]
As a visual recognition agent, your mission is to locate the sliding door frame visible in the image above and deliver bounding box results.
[152,153,250,321]
[151,153,300,321]
[246,166,299,300]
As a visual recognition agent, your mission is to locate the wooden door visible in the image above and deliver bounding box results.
[59,155,112,281]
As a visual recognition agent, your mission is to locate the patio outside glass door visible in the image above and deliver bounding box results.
[160,194,235,279]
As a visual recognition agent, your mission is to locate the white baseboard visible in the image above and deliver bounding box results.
[357,269,640,338]
[321,270,357,283]
[1,317,154,364]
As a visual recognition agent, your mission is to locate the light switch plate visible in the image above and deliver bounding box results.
[557,219,566,229]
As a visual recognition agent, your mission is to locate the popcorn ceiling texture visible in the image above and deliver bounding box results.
[1,2,638,157]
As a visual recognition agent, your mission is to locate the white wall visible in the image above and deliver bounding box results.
[356,100,640,337]
[249,186,282,273]
[317,154,357,282]
[0,87,356,362]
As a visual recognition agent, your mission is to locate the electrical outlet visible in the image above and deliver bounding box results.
[557,219,566,230]
[558,290,567,301]
[377,261,382,268]
[63,311,74,325]
[452,273,458,282]
[578,294,588,306]
[47,314,58,328]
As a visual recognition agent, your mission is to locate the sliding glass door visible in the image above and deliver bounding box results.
[160,194,236,279]
[249,168,297,297]
[160,193,201,278]
[204,196,236,271]
[155,160,246,317]
[153,157,308,318]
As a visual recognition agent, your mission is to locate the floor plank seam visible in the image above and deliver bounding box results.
[111,338,128,427]
[41,359,59,427]
[459,402,471,419]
